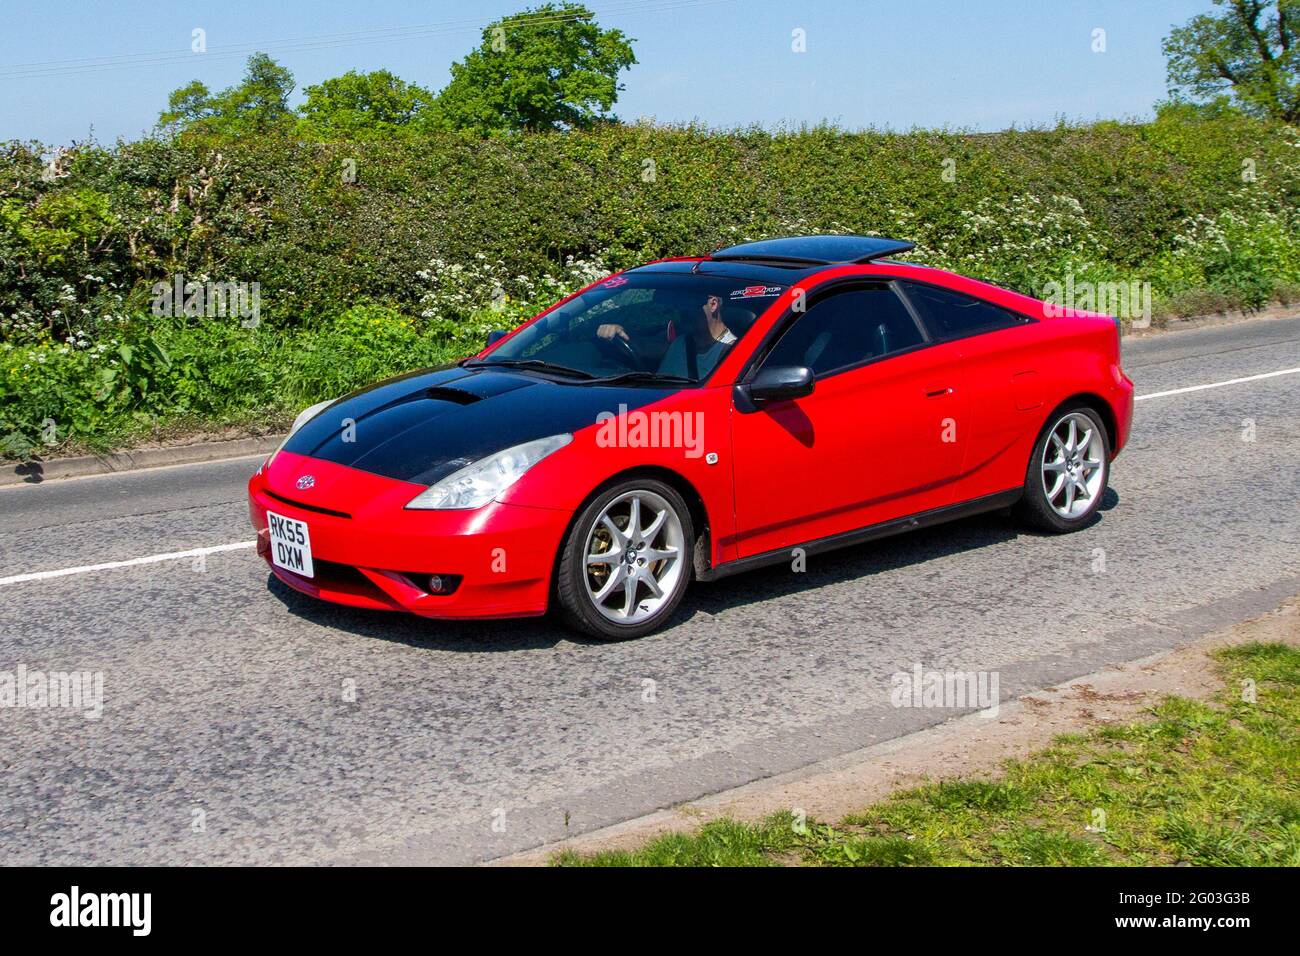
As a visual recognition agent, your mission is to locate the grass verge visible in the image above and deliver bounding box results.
[552,643,1300,866]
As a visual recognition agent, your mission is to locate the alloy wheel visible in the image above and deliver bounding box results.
[1041,411,1106,519]
[583,490,685,624]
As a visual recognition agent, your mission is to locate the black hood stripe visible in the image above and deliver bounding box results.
[285,364,677,486]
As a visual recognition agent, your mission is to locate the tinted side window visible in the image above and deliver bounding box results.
[901,282,1024,340]
[763,285,923,376]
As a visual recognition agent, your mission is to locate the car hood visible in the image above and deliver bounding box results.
[280,364,678,486]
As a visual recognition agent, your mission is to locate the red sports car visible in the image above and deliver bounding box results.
[249,235,1133,639]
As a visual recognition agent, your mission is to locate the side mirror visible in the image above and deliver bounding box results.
[485,330,508,347]
[749,365,814,403]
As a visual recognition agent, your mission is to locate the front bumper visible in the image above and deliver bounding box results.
[248,453,571,619]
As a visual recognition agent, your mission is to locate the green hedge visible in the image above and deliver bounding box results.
[2,111,1299,455]
[0,304,489,457]
[5,112,1300,327]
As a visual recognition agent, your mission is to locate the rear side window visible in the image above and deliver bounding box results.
[763,284,924,377]
[901,282,1025,340]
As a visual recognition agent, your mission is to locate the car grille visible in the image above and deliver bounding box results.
[265,489,352,519]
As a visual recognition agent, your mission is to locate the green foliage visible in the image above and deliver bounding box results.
[1163,0,1300,122]
[554,812,802,866]
[10,111,1297,334]
[0,309,469,457]
[158,2,637,139]
[160,53,296,136]
[92,335,173,404]
[298,70,439,140]
[0,187,116,265]
[0,269,614,456]
[1,112,1298,456]
[434,3,637,133]
[282,303,464,403]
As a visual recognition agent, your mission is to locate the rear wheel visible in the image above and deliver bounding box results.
[555,479,694,640]
[1015,406,1110,533]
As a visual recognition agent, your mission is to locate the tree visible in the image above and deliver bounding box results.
[160,80,214,130]
[434,2,636,133]
[1163,0,1300,122]
[159,53,296,135]
[298,69,439,139]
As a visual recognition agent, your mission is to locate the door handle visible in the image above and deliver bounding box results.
[925,386,952,398]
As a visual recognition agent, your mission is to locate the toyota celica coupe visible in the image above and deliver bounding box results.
[249,235,1133,639]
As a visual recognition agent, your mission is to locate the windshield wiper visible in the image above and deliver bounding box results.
[462,358,595,379]
[587,370,696,386]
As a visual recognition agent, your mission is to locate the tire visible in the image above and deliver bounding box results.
[1014,404,1110,533]
[556,478,695,640]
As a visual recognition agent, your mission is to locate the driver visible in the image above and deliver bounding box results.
[596,294,737,379]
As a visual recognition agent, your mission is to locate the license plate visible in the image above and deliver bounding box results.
[266,510,314,579]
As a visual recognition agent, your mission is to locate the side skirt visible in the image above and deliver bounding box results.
[698,489,1023,582]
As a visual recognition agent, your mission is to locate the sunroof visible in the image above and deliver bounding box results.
[711,234,915,265]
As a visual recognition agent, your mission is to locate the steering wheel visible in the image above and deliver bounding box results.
[595,331,641,370]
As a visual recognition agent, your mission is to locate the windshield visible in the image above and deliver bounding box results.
[477,271,783,383]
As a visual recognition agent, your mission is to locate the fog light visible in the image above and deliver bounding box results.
[405,572,461,595]
[424,574,461,595]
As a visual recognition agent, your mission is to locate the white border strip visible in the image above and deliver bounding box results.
[0,541,255,586]
[1135,366,1300,402]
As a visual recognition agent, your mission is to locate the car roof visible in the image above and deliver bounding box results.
[629,249,1063,323]
[630,258,824,284]
[629,235,918,285]
[709,234,915,266]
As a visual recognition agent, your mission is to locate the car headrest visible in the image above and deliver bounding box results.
[721,305,759,336]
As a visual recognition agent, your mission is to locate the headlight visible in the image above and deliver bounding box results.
[406,434,572,510]
[267,399,335,466]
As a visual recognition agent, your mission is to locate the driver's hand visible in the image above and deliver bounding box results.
[596,324,629,341]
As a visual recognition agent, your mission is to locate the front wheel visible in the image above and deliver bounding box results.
[555,479,694,640]
[1014,406,1110,533]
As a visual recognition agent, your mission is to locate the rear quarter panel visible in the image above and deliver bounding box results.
[955,313,1131,502]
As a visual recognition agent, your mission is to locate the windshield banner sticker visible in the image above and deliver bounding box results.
[729,284,783,299]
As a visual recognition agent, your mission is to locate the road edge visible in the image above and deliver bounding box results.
[0,435,283,486]
[488,594,1300,866]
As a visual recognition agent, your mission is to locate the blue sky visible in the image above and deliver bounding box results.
[0,0,1214,143]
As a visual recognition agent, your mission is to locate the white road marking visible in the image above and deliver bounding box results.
[1135,366,1300,402]
[4,365,1299,588]
[0,541,255,587]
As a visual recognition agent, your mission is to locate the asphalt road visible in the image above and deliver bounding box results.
[2,315,1298,865]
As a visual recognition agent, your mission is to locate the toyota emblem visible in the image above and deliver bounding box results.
[296,475,316,490]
